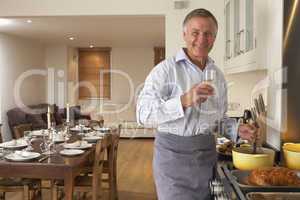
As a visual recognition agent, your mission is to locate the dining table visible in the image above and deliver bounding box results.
[0,128,113,200]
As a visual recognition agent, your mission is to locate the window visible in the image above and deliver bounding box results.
[78,47,111,99]
[154,47,165,66]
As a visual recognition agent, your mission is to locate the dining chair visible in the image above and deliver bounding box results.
[89,120,104,129]
[0,178,40,200]
[52,134,110,200]
[102,124,121,200]
[13,123,32,139]
[0,123,3,143]
[77,125,121,200]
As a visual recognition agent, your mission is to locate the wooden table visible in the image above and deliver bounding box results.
[0,135,96,200]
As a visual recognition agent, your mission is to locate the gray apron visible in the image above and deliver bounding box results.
[153,131,216,200]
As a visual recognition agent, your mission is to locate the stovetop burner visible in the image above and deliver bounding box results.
[209,179,231,200]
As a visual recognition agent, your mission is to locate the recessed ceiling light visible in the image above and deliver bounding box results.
[0,18,12,26]
[68,37,75,41]
[26,19,32,23]
[89,45,94,48]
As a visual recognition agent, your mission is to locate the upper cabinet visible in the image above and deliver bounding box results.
[224,0,267,74]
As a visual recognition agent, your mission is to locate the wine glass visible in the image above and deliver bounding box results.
[40,131,55,155]
[78,119,88,135]
[203,69,216,85]
[24,131,33,151]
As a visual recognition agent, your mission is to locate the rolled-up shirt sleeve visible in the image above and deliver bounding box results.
[136,64,184,127]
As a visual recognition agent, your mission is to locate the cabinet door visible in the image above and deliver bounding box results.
[225,0,234,60]
[224,0,264,74]
[236,0,254,55]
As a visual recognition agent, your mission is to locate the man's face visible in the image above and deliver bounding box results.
[183,16,217,59]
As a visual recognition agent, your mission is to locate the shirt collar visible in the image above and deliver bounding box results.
[175,48,189,63]
[175,48,215,70]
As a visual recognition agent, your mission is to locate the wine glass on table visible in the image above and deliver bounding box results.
[40,130,55,155]
[24,131,34,151]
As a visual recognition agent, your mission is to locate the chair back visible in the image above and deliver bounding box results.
[89,120,104,129]
[0,124,2,143]
[109,125,121,178]
[112,125,121,165]
[13,123,32,139]
[93,134,111,175]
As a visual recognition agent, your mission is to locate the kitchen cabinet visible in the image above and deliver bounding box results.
[224,0,267,74]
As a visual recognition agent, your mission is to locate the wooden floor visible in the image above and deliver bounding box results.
[6,139,157,200]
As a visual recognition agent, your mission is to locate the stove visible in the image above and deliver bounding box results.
[211,162,247,200]
[217,162,300,200]
[209,179,231,200]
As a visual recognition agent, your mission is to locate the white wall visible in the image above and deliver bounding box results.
[265,0,283,149]
[226,70,268,116]
[79,47,154,122]
[67,47,79,106]
[0,33,46,140]
[45,45,68,108]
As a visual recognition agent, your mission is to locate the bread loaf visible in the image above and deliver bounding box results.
[248,167,300,186]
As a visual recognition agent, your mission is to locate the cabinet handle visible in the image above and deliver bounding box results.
[226,40,232,59]
[235,32,241,55]
[239,29,245,54]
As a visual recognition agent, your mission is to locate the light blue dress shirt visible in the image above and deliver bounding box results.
[136,48,229,136]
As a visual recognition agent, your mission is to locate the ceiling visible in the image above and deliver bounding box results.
[0,15,165,47]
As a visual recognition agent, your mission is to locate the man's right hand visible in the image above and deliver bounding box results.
[180,83,214,109]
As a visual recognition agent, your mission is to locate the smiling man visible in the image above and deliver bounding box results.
[137,8,256,200]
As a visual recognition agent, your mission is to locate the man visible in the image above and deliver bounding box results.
[136,8,256,200]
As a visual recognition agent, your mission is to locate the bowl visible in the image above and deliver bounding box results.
[283,143,300,170]
[232,146,275,170]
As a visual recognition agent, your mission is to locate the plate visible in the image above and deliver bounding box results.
[93,127,111,132]
[63,142,92,149]
[85,131,106,137]
[0,140,28,149]
[59,149,84,156]
[53,134,65,143]
[216,137,231,145]
[5,151,41,162]
[30,129,48,137]
[70,126,91,132]
[82,136,102,143]
[53,138,65,143]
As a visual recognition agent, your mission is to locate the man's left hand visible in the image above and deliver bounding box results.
[238,123,258,142]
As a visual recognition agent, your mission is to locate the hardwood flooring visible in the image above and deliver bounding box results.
[6,138,157,200]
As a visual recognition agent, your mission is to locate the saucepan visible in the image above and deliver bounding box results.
[283,143,300,170]
[232,145,275,170]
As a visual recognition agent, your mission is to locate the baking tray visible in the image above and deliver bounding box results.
[246,192,300,200]
[230,170,300,193]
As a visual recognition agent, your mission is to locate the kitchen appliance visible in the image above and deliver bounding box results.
[267,0,300,151]
[282,143,300,169]
[216,163,300,200]
[209,179,231,200]
[231,146,275,170]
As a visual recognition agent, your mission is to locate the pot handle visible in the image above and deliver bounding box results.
[283,142,294,146]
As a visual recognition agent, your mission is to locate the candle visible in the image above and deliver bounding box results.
[47,106,51,129]
[66,103,70,123]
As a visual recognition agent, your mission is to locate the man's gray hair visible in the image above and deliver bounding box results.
[183,8,218,30]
